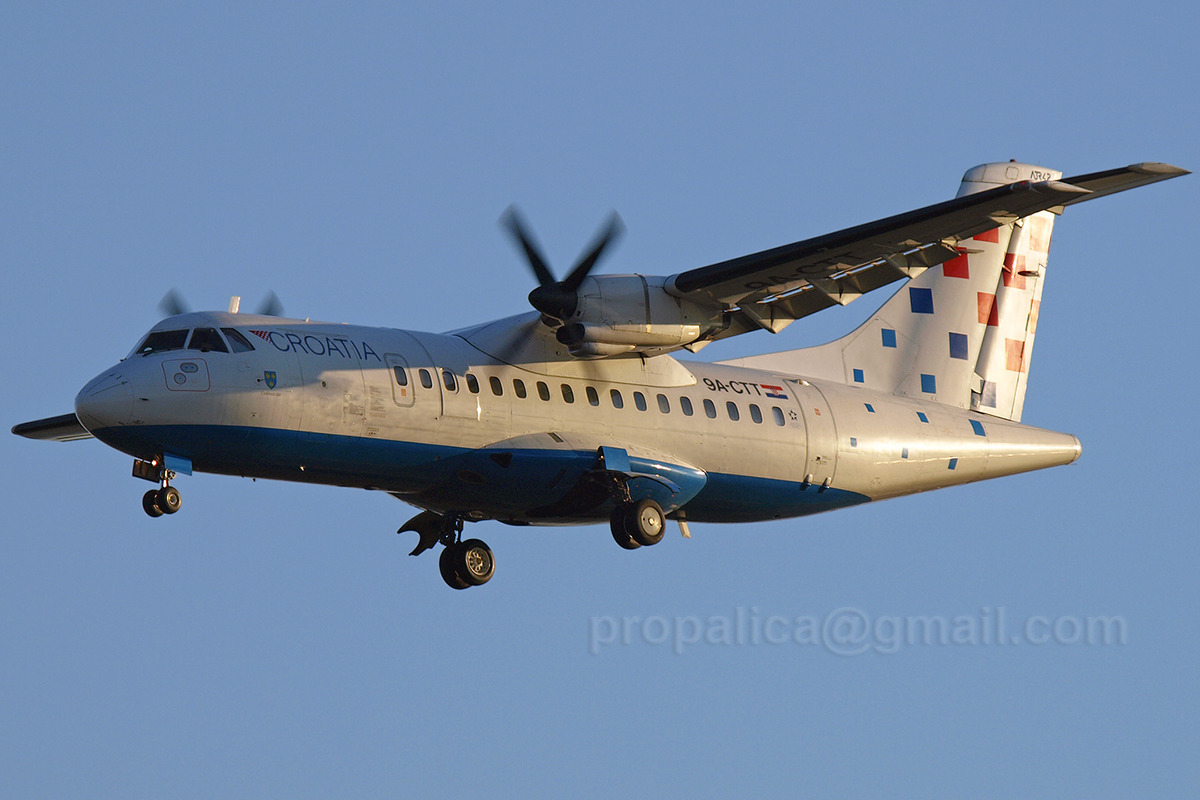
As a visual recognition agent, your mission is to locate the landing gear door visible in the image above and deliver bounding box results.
[384,353,416,408]
[786,379,838,487]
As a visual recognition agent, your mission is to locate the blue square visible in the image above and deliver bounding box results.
[949,332,968,360]
[917,412,928,423]
[853,368,864,383]
[881,328,897,348]
[970,419,986,437]
[850,437,857,447]
[920,374,936,393]
[948,458,958,470]
[864,403,875,413]
[909,287,935,314]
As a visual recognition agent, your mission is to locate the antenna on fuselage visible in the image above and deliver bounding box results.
[228,296,241,313]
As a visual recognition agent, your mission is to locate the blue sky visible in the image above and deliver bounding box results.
[3,2,1197,796]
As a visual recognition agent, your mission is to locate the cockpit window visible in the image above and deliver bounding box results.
[135,329,189,355]
[221,328,256,353]
[187,327,229,353]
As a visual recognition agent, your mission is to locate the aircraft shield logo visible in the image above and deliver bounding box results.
[264,371,277,390]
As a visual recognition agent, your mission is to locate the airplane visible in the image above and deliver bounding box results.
[13,160,1187,589]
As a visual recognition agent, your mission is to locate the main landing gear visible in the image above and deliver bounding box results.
[610,498,665,550]
[400,511,495,590]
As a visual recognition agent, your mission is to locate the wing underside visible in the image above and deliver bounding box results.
[668,163,1187,344]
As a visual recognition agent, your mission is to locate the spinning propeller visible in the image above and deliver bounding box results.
[500,206,625,324]
[157,289,285,319]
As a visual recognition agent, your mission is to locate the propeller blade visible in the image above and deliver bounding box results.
[255,291,284,317]
[561,211,624,292]
[488,315,550,365]
[157,289,191,318]
[500,205,557,287]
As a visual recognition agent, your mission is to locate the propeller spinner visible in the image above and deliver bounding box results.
[499,206,625,324]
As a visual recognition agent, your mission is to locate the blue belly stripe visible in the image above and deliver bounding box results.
[90,423,868,523]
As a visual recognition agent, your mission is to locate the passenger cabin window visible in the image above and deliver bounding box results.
[610,389,624,409]
[704,399,717,418]
[188,328,228,353]
[537,381,550,401]
[419,369,433,389]
[634,392,647,411]
[221,328,256,353]
[561,384,574,403]
[490,376,504,396]
[586,387,599,406]
[657,394,670,414]
[393,367,409,386]
[513,379,527,398]
[465,373,479,394]
[772,406,785,426]
[136,329,189,355]
[442,370,457,392]
[680,397,694,416]
[727,402,740,421]
[750,404,763,424]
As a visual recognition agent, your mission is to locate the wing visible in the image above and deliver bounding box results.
[667,163,1187,342]
[12,413,93,442]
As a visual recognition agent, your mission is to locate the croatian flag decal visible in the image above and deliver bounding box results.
[761,384,787,399]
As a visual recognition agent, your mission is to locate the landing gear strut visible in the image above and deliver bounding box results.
[400,511,495,589]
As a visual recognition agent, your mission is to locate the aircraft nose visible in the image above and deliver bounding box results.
[75,368,133,433]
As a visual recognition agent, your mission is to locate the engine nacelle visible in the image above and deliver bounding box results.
[555,275,724,358]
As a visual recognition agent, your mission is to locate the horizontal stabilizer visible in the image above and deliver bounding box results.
[12,413,93,442]
[1057,162,1189,205]
[669,178,1091,307]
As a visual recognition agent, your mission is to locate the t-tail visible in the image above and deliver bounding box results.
[731,160,1184,422]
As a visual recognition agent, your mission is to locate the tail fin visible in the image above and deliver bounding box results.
[736,161,1061,422]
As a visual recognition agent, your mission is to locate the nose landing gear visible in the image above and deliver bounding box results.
[141,486,182,517]
[135,458,182,518]
[399,511,495,589]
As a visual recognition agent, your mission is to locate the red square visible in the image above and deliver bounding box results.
[978,292,998,326]
[1002,253,1027,289]
[1028,216,1051,253]
[1005,338,1026,372]
[974,228,1000,243]
[943,251,970,279]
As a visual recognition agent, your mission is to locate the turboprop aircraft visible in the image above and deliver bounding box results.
[13,161,1187,589]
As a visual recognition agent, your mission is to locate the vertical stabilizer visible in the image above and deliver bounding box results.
[728,162,1062,422]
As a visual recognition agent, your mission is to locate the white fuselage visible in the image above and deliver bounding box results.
[75,311,1081,525]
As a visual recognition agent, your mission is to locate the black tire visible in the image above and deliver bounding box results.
[628,499,665,547]
[142,489,164,518]
[455,538,495,586]
[157,486,182,514]
[610,506,641,550]
[439,545,470,590]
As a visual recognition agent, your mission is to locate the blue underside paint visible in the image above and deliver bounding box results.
[91,423,869,524]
